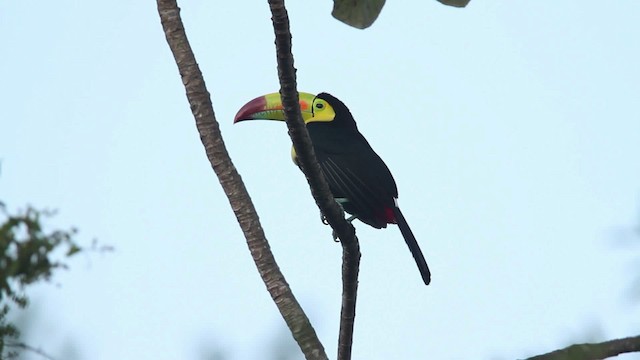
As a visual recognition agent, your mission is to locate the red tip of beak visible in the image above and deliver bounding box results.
[234,96,267,123]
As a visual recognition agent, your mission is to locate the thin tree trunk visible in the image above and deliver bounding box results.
[266,1,361,359]
[156,1,327,359]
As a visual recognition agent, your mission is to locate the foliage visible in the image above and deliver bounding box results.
[0,202,82,358]
[332,0,471,29]
[332,0,386,29]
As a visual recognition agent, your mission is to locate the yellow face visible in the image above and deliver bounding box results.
[300,93,335,124]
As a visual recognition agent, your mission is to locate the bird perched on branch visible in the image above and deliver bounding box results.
[234,92,431,285]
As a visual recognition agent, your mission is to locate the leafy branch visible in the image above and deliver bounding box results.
[0,205,80,306]
[0,203,82,359]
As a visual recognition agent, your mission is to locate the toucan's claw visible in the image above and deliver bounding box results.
[324,214,340,242]
[324,213,356,224]
[321,200,357,242]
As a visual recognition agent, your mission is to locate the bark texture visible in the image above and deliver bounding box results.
[524,334,640,360]
[266,1,361,359]
[156,1,327,359]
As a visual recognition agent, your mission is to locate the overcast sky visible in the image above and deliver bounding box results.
[1,1,639,359]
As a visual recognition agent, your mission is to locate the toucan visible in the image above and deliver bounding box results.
[234,92,431,285]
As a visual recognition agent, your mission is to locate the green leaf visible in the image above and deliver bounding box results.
[66,244,82,257]
[437,0,471,8]
[332,0,385,29]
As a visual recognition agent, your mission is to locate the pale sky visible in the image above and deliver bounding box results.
[1,1,639,359]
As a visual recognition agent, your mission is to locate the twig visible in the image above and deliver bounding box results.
[337,233,360,360]
[524,334,640,360]
[266,1,361,360]
[156,1,327,359]
[6,342,57,360]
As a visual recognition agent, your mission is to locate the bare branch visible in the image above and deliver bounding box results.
[6,342,57,360]
[156,1,327,359]
[524,334,640,360]
[337,234,360,360]
[266,1,361,359]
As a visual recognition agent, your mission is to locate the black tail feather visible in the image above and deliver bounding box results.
[392,207,431,285]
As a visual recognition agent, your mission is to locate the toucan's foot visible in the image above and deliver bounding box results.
[322,199,357,242]
[321,213,340,241]
[323,212,356,225]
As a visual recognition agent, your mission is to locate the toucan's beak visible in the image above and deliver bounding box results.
[234,92,317,123]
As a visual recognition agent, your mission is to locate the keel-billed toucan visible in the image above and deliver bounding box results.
[234,92,431,285]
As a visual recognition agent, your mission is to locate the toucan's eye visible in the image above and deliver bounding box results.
[315,103,324,110]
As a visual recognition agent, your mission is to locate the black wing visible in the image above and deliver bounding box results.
[313,132,398,228]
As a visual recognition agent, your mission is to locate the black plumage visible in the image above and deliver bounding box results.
[301,93,431,285]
